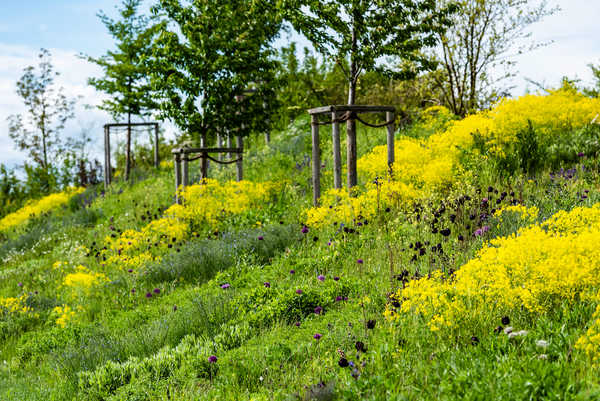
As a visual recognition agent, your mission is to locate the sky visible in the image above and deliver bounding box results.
[1,0,599,168]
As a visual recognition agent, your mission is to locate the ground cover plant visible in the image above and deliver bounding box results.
[1,89,600,400]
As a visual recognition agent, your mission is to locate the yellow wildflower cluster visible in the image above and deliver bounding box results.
[0,294,35,316]
[168,179,279,227]
[0,187,85,233]
[52,305,77,328]
[385,203,600,331]
[305,89,600,227]
[101,179,278,270]
[63,265,109,294]
[494,204,539,223]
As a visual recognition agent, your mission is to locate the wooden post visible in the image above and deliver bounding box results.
[332,111,342,190]
[386,111,395,177]
[106,126,112,186]
[347,115,357,190]
[236,136,244,181]
[182,154,189,189]
[154,123,159,168]
[311,114,321,206]
[263,101,271,144]
[217,132,223,163]
[104,126,109,190]
[174,151,182,204]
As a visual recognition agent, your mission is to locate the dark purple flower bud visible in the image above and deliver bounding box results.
[578,152,585,157]
[366,319,376,329]
[264,282,270,288]
[131,288,136,293]
[153,288,161,294]
[128,269,133,273]
[145,292,152,298]
[221,283,230,289]
[357,259,363,264]
[501,316,510,325]
[173,305,177,311]
[313,333,322,340]
[338,358,349,367]
[289,269,295,275]
[17,282,23,287]
[208,355,218,363]
[471,336,480,345]
[333,276,340,281]
[301,226,309,234]
[314,306,323,315]
[296,289,303,294]
[295,321,301,327]
[258,236,264,240]
[317,275,325,281]
[335,296,343,302]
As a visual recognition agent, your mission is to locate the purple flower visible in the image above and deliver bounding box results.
[314,306,323,315]
[145,292,152,298]
[301,226,309,234]
[264,282,271,288]
[289,269,295,275]
[578,152,585,157]
[357,259,364,264]
[295,321,301,327]
[221,283,230,289]
[327,241,332,246]
[208,355,218,363]
[131,288,136,294]
[173,305,178,311]
[153,288,161,294]
[474,228,483,237]
[296,289,303,294]
[335,296,343,302]
[482,225,490,233]
[258,236,264,241]
[333,276,340,281]
[317,275,325,282]
[17,282,23,287]
[128,269,133,273]
[313,333,322,340]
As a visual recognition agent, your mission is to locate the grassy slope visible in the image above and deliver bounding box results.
[1,118,600,400]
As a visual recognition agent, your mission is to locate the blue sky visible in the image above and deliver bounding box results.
[1,0,599,168]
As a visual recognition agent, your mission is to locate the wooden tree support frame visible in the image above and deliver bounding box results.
[307,105,396,206]
[172,142,244,204]
[104,122,160,190]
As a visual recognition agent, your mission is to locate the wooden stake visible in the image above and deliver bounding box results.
[311,115,321,206]
[386,111,395,177]
[236,136,244,181]
[174,152,182,204]
[154,123,159,168]
[332,111,342,189]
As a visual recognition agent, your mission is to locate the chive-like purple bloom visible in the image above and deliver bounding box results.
[145,292,152,298]
[208,355,218,363]
[153,288,160,294]
[295,321,301,327]
[221,283,230,289]
[313,333,322,340]
[264,282,270,288]
[301,226,309,234]
[290,269,295,275]
[317,275,325,281]
[357,259,364,264]
[258,236,264,240]
[296,289,303,294]
[333,276,340,281]
[314,306,323,314]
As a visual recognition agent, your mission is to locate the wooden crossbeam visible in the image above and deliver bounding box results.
[308,105,395,115]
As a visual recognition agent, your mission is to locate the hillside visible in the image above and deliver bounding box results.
[2,89,600,400]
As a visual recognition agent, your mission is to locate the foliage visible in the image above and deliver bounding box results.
[150,0,282,143]
[432,0,558,115]
[6,49,77,193]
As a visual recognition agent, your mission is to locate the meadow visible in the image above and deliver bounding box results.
[1,87,600,400]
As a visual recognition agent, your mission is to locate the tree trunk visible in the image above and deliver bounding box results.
[125,111,132,181]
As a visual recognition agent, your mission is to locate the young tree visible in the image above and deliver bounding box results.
[150,0,282,146]
[7,48,77,193]
[432,0,558,116]
[285,0,456,187]
[584,62,600,98]
[84,0,160,181]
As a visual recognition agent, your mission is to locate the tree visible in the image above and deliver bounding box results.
[7,48,77,193]
[432,0,558,116]
[150,0,282,146]
[285,0,457,187]
[584,62,600,98]
[84,0,160,181]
